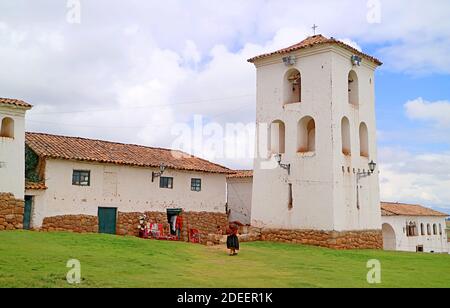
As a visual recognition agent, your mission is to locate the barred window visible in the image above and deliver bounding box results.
[72,170,91,186]
[191,178,202,192]
[160,177,173,189]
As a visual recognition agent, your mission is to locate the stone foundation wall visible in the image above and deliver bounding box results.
[207,226,262,246]
[41,215,98,233]
[0,193,24,230]
[260,229,383,250]
[117,211,228,244]
[39,211,228,245]
[36,210,382,250]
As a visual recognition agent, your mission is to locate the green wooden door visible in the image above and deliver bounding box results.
[23,196,33,230]
[98,207,117,235]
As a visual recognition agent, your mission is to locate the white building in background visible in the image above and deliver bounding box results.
[24,132,231,233]
[248,35,382,236]
[0,98,32,198]
[226,170,253,225]
[381,202,448,253]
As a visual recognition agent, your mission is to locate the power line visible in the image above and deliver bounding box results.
[30,93,255,115]
[27,104,254,130]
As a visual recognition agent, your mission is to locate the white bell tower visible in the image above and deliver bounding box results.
[249,35,382,235]
[0,98,32,199]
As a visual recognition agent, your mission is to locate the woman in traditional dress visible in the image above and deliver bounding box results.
[226,223,240,256]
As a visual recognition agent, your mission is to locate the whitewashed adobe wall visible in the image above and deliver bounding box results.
[331,48,381,231]
[0,105,27,199]
[382,215,448,253]
[251,44,381,232]
[227,177,252,225]
[27,159,227,228]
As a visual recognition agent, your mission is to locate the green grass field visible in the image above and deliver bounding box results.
[0,231,449,288]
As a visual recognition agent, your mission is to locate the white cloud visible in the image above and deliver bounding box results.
[378,97,450,209]
[378,39,450,75]
[338,38,362,52]
[379,147,450,209]
[182,40,202,67]
[1,0,450,172]
[405,98,450,127]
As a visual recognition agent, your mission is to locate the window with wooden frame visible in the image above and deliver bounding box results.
[72,170,91,186]
[191,178,202,192]
[406,221,418,237]
[160,177,173,189]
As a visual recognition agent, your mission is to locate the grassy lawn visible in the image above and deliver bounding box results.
[0,231,449,288]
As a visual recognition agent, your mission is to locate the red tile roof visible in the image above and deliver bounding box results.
[227,170,253,179]
[25,181,48,191]
[25,132,232,174]
[381,202,449,217]
[0,98,33,109]
[248,34,382,66]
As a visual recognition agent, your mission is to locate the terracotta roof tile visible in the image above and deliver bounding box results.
[25,132,232,174]
[0,97,32,109]
[227,170,253,179]
[248,34,382,66]
[25,181,48,191]
[381,208,396,216]
[381,202,449,217]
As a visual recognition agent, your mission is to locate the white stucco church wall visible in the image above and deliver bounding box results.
[227,173,253,225]
[0,104,28,199]
[382,215,448,253]
[250,36,382,239]
[0,99,32,231]
[26,159,228,228]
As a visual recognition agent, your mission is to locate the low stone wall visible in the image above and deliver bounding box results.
[41,215,98,233]
[185,212,228,244]
[36,210,381,249]
[39,211,228,245]
[117,211,228,244]
[260,229,383,250]
[0,193,24,230]
[117,212,167,237]
[207,227,262,246]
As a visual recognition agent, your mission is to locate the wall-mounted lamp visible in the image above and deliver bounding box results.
[356,160,377,209]
[274,154,291,175]
[0,161,6,168]
[152,163,167,182]
[368,160,377,174]
[351,55,362,66]
[283,55,296,66]
[357,160,377,179]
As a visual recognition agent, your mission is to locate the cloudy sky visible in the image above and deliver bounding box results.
[1,0,450,211]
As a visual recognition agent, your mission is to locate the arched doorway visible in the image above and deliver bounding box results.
[382,223,396,251]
